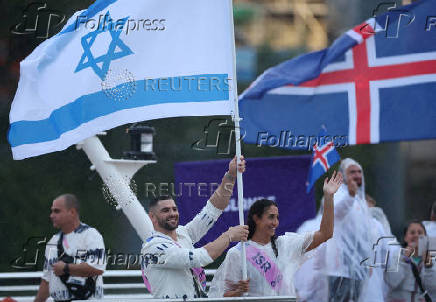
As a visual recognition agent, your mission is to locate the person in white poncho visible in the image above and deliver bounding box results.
[208,171,343,297]
[294,184,395,302]
[359,194,393,302]
[366,194,392,236]
[384,221,436,302]
[423,201,436,237]
[293,199,329,302]
[318,158,377,302]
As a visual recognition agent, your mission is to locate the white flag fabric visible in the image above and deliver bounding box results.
[9,0,235,160]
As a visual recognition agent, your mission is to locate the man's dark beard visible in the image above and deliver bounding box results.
[158,217,178,231]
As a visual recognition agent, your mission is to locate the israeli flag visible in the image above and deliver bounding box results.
[9,0,235,160]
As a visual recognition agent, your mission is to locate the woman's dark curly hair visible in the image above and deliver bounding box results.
[402,220,427,248]
[247,199,279,257]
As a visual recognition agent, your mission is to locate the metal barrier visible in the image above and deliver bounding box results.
[76,298,297,302]
[0,270,154,300]
[0,270,199,300]
[0,270,296,301]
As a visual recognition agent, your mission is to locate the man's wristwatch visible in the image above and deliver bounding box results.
[63,263,70,275]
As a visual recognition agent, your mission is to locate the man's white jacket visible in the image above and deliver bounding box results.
[141,201,222,299]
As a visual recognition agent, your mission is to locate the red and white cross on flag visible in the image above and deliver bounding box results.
[306,127,341,193]
[239,0,436,149]
[313,142,335,172]
[299,20,436,145]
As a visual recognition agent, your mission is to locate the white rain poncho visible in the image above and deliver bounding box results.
[318,158,375,280]
[208,232,314,297]
[295,159,389,302]
[359,217,390,302]
[369,206,392,235]
[423,220,436,236]
[294,209,329,302]
[384,245,436,302]
[361,206,394,301]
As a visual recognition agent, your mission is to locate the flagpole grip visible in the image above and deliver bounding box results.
[228,0,248,281]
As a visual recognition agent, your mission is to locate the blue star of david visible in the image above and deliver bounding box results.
[75,11,133,80]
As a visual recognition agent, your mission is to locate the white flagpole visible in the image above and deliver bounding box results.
[228,0,248,280]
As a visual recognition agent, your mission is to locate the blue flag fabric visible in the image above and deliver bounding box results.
[240,0,436,149]
[306,128,341,193]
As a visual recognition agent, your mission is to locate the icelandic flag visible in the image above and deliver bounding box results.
[8,0,235,160]
[239,0,436,150]
[306,127,340,193]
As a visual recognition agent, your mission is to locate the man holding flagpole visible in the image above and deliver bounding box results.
[141,156,248,299]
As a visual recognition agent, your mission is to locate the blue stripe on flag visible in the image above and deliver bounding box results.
[8,74,229,147]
